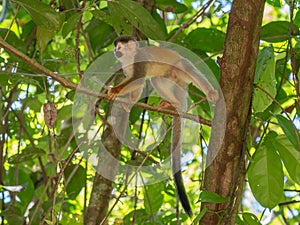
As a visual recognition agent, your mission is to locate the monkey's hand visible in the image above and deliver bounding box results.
[207,90,219,103]
[107,87,119,100]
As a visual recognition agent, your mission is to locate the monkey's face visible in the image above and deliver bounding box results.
[114,40,137,62]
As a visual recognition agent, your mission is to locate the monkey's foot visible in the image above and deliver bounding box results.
[121,103,131,113]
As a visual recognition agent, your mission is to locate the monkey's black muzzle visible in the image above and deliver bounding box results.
[114,51,123,58]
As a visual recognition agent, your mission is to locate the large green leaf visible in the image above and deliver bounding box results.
[186,28,225,52]
[13,0,64,31]
[13,0,65,52]
[4,167,35,207]
[253,46,277,112]
[108,0,165,40]
[144,182,164,214]
[273,136,300,184]
[274,114,300,150]
[248,142,284,209]
[62,13,82,38]
[36,26,57,53]
[294,10,300,28]
[64,164,85,199]
[261,21,299,43]
[85,18,115,53]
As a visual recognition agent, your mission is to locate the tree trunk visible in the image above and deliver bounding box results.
[200,0,265,224]
[84,1,155,224]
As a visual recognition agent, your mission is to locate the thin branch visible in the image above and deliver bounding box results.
[0,38,212,126]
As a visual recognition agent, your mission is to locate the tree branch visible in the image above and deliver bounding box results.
[0,37,211,126]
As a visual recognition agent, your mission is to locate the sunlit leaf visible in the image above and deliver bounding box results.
[253,46,276,112]
[266,0,282,7]
[242,212,261,225]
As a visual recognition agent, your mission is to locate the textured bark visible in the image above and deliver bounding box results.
[200,0,265,224]
[84,126,122,225]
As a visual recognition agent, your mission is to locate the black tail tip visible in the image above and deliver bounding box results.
[186,209,193,217]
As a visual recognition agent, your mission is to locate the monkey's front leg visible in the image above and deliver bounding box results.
[108,78,145,100]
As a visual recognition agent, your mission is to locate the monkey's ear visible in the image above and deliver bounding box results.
[127,40,138,50]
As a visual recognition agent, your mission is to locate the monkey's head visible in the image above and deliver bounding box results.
[114,36,138,61]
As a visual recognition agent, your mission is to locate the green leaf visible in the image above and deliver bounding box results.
[266,0,282,7]
[24,96,42,112]
[108,0,166,40]
[242,212,261,225]
[261,21,298,43]
[274,114,300,150]
[236,216,244,225]
[253,46,277,112]
[191,208,207,225]
[4,167,35,206]
[199,190,230,203]
[86,18,115,53]
[1,206,24,225]
[8,147,46,164]
[124,209,149,224]
[13,0,64,31]
[294,10,300,28]
[248,143,284,209]
[62,13,82,38]
[155,0,188,13]
[92,9,113,26]
[64,164,85,199]
[186,28,225,52]
[273,136,300,184]
[144,182,164,214]
[57,105,72,122]
[36,26,56,53]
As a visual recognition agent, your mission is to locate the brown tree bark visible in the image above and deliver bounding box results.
[84,124,122,225]
[200,0,265,224]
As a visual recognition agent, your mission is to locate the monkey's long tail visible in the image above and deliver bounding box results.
[172,116,193,217]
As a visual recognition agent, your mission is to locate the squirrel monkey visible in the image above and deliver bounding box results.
[108,36,219,217]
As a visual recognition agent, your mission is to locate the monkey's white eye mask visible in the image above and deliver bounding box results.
[114,43,124,58]
[114,40,138,59]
